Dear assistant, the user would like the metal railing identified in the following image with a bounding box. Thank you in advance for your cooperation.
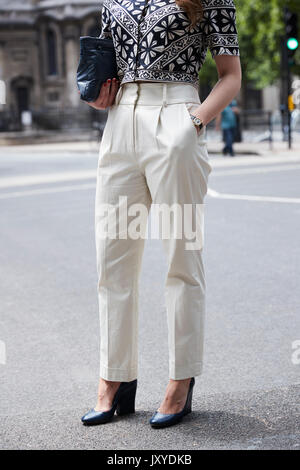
[205,109,274,150]
[0,106,108,134]
[240,109,273,150]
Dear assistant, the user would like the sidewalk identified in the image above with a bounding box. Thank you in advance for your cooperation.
[206,139,300,159]
[0,130,100,146]
[1,133,300,161]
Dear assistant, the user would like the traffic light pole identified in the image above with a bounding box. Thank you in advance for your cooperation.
[283,7,299,150]
[287,55,292,150]
[280,35,292,149]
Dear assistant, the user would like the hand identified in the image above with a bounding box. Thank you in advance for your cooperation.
[194,123,202,136]
[188,105,205,136]
[79,78,120,110]
[190,113,204,136]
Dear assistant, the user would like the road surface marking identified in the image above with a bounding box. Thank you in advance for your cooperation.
[0,341,6,365]
[207,188,300,204]
[0,163,300,190]
[0,170,96,189]
[212,163,300,177]
[2,184,299,204]
[210,154,300,168]
[0,183,95,199]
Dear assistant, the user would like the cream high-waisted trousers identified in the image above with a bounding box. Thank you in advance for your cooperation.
[95,81,212,381]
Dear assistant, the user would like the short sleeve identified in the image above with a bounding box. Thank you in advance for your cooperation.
[201,0,240,58]
[99,1,112,40]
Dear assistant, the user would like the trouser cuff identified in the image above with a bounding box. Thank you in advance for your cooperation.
[100,364,138,382]
[169,362,203,380]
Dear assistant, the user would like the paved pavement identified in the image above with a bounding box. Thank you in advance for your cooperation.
[0,141,300,450]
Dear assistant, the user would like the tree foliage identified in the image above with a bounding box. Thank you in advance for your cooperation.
[199,0,300,90]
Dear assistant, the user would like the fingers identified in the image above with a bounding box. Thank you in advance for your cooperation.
[88,80,110,109]
[98,79,112,106]
[107,78,120,106]
[85,80,109,109]
[101,78,119,108]
[86,78,120,110]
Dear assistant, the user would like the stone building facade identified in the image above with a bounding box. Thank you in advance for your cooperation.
[0,0,104,131]
[0,0,283,134]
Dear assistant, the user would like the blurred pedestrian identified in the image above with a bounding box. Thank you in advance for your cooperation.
[216,99,239,156]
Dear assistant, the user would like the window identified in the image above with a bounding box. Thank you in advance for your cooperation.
[46,28,58,76]
[47,91,60,102]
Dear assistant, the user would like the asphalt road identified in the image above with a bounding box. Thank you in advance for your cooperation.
[0,142,299,450]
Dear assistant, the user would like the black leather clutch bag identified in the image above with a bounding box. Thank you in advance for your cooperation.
[77,36,118,103]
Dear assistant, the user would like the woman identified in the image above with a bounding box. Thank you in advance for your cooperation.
[82,0,241,428]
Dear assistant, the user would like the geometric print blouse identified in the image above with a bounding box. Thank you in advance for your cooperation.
[99,0,240,89]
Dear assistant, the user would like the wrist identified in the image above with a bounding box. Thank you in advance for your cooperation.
[190,113,205,130]
[191,106,207,127]
[193,113,207,127]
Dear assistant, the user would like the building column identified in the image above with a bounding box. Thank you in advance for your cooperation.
[63,24,80,108]
[0,41,6,108]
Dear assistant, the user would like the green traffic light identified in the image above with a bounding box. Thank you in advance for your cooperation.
[287,37,299,50]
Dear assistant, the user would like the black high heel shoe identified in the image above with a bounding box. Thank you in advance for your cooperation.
[81,379,137,425]
[149,377,195,428]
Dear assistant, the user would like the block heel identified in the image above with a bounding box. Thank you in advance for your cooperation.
[116,383,137,415]
[184,386,193,415]
[81,379,137,425]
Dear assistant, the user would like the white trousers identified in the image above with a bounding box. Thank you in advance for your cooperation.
[95,81,212,381]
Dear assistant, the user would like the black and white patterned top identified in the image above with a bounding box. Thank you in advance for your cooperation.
[99,0,240,89]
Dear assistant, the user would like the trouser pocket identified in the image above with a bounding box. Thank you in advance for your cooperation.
[183,102,205,138]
